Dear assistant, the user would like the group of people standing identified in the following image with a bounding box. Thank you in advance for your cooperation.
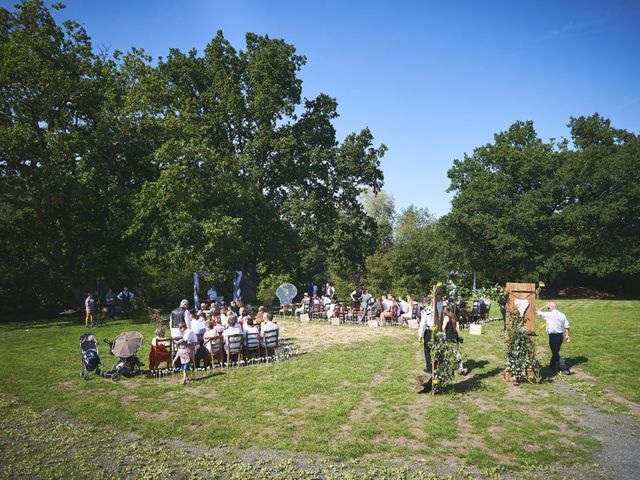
[84,287,134,327]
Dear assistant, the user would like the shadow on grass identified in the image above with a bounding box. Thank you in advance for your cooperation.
[540,355,588,381]
[454,366,504,393]
[188,371,225,382]
[464,359,489,374]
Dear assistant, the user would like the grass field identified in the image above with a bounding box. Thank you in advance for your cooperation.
[0,299,638,478]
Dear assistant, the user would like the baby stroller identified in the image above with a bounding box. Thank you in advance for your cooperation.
[104,331,144,381]
[80,333,101,380]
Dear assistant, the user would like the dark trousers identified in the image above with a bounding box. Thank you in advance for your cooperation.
[107,304,116,319]
[423,329,432,371]
[548,333,563,368]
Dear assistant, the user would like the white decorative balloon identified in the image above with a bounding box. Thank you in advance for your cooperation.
[276,283,298,305]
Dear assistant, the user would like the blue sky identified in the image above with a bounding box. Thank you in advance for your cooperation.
[6,0,639,217]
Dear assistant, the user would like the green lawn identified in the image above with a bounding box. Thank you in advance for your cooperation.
[0,299,638,478]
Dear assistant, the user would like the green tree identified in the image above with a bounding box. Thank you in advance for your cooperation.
[446,120,559,283]
[547,114,640,290]
[127,32,386,301]
[361,188,395,250]
[0,0,136,314]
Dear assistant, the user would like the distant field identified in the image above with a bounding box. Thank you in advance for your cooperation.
[0,299,638,478]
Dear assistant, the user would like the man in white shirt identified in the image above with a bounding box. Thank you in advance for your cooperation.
[260,313,279,348]
[222,314,244,353]
[536,302,571,374]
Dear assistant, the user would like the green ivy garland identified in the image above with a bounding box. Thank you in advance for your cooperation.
[505,312,541,383]
[428,330,459,394]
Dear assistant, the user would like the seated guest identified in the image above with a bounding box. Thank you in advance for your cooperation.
[243,317,260,350]
[191,313,207,335]
[260,313,278,346]
[148,327,172,369]
[255,306,265,326]
[400,295,414,325]
[197,302,210,319]
[203,321,220,351]
[370,297,383,321]
[381,296,398,325]
[220,309,229,327]
[310,294,321,314]
[399,296,408,316]
[294,293,310,316]
[230,301,240,315]
[322,294,332,310]
[240,310,253,327]
[326,301,338,320]
[222,314,243,352]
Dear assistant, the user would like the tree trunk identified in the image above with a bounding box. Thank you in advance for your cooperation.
[241,262,260,303]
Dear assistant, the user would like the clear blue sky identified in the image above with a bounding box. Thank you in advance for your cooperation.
[7,0,640,217]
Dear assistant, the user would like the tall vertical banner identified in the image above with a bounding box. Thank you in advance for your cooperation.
[233,271,243,301]
[193,272,200,307]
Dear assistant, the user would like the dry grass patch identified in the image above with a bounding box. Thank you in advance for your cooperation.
[279,318,412,353]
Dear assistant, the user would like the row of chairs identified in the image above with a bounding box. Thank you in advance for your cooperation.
[301,302,421,326]
[149,330,279,370]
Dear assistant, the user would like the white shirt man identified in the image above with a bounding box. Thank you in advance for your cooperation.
[536,302,571,373]
[222,315,244,352]
[326,284,335,300]
[260,313,279,347]
[322,295,332,309]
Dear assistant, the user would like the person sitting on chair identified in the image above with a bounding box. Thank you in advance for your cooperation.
[294,293,310,316]
[260,313,278,347]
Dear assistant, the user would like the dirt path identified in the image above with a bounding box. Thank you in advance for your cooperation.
[552,371,640,480]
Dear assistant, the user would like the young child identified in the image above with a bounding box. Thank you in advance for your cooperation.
[173,340,191,385]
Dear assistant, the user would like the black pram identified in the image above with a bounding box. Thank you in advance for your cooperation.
[80,333,101,380]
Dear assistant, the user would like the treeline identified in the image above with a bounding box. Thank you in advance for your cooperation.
[358,115,640,299]
[0,1,386,318]
[2,2,639,320]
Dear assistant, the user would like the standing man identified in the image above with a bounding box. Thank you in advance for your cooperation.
[105,288,117,320]
[359,289,373,323]
[170,299,191,338]
[325,283,335,301]
[207,285,218,305]
[117,287,134,318]
[536,302,571,374]
[85,292,96,327]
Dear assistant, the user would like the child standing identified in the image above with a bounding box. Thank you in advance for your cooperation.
[173,340,191,385]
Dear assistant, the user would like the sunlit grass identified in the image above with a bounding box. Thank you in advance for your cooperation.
[0,298,637,475]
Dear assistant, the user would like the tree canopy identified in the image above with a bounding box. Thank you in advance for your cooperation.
[0,0,386,316]
[444,114,640,293]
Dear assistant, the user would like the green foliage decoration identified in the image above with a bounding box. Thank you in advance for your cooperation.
[505,312,541,383]
[429,330,459,393]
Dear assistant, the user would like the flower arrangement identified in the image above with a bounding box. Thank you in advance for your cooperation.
[505,311,541,383]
